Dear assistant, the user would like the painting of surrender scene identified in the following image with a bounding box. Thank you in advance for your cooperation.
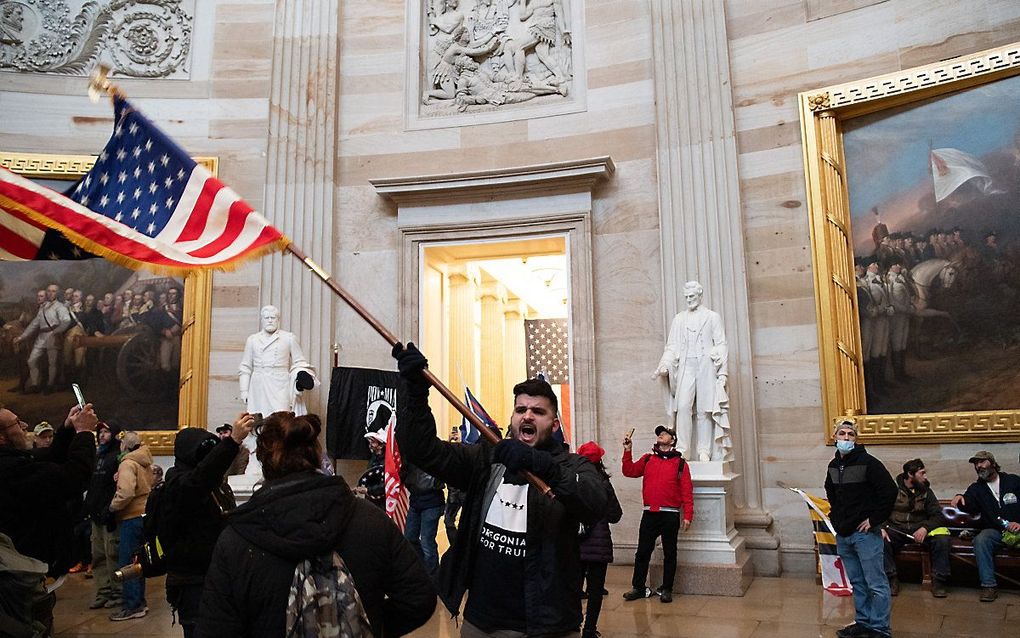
[844,74,1020,415]
[0,259,184,430]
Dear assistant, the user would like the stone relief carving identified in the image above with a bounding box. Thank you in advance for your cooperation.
[421,0,572,115]
[0,0,193,78]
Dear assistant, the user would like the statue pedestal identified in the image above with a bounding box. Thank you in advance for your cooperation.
[674,461,752,595]
[227,474,261,505]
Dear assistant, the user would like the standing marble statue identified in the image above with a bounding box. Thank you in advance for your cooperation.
[654,281,733,462]
[238,305,317,476]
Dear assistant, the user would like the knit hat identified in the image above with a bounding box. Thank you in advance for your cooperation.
[576,441,605,464]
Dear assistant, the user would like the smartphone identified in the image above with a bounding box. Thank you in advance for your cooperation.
[626,427,635,440]
[72,383,86,410]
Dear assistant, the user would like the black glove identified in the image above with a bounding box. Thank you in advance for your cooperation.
[295,370,315,392]
[493,439,556,479]
[391,342,430,393]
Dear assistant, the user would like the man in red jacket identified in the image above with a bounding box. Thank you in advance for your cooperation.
[621,425,694,603]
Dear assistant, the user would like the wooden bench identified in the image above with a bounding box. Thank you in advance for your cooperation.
[894,501,1020,589]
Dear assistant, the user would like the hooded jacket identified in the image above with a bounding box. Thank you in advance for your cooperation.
[960,470,1020,529]
[84,437,121,521]
[162,428,240,586]
[885,472,946,534]
[109,444,153,520]
[622,447,694,518]
[0,426,95,576]
[824,444,897,537]
[395,384,608,636]
[579,475,623,564]
[198,471,435,638]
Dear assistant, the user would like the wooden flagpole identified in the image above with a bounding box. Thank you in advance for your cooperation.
[86,66,552,497]
[284,246,553,495]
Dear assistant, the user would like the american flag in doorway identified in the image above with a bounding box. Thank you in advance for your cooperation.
[0,96,287,272]
[384,418,409,531]
[525,318,569,383]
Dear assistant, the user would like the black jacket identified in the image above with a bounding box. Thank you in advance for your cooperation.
[579,476,623,564]
[396,383,608,636]
[84,438,121,521]
[824,444,897,537]
[960,471,1020,529]
[162,428,240,585]
[198,471,436,638]
[0,427,95,576]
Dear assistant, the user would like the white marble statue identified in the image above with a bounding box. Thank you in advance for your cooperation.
[654,281,733,462]
[237,305,318,477]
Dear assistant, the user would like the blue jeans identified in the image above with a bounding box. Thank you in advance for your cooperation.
[973,528,1004,587]
[117,516,146,611]
[404,505,443,575]
[837,530,890,635]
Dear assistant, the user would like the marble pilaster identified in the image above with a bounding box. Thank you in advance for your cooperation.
[258,0,339,418]
[479,283,507,421]
[649,0,776,574]
[504,300,527,391]
[448,269,479,398]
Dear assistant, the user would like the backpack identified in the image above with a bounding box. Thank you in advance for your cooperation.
[135,481,168,578]
[285,551,371,638]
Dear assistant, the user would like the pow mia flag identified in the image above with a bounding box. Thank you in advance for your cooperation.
[326,366,399,460]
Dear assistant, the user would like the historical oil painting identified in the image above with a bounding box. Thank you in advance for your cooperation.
[844,73,1020,415]
[0,258,184,431]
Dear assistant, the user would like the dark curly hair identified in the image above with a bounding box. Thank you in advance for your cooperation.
[255,411,322,480]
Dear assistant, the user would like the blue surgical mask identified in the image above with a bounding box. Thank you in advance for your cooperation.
[835,440,855,454]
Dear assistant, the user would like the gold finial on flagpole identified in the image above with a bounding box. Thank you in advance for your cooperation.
[88,64,122,103]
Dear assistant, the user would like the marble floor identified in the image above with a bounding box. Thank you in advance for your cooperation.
[53,566,1019,638]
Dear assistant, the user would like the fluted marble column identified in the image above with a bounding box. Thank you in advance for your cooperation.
[448,269,479,400]
[259,0,339,417]
[650,0,774,564]
[504,299,527,390]
[479,283,507,421]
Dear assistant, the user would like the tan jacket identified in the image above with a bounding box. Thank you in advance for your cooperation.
[109,445,153,521]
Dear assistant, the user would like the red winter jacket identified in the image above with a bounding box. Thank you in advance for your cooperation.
[622,449,694,521]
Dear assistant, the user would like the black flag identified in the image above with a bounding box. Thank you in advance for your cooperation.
[326,366,399,460]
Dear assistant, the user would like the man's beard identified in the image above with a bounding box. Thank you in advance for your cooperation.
[978,468,994,481]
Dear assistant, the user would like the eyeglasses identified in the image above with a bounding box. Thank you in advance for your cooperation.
[0,418,26,433]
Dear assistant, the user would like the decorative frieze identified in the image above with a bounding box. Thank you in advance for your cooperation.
[0,0,193,78]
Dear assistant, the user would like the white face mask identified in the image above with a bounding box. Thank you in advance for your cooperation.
[835,440,855,454]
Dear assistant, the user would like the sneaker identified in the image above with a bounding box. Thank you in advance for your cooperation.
[836,623,869,638]
[622,587,652,601]
[109,607,147,621]
[888,574,900,596]
[88,598,109,610]
[659,589,673,603]
[103,598,122,609]
[931,579,947,598]
[979,586,997,602]
[68,562,85,574]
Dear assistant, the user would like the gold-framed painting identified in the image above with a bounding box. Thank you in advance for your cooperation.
[801,42,1020,445]
[0,151,213,455]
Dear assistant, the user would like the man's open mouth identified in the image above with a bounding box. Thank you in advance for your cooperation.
[518,424,537,443]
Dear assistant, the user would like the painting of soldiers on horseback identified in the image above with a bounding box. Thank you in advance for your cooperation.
[844,73,1020,415]
[0,259,184,431]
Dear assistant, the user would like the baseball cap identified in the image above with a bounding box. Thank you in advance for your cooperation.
[33,422,53,436]
[834,417,858,434]
[654,425,677,441]
[968,450,996,464]
[95,421,110,433]
[215,423,233,434]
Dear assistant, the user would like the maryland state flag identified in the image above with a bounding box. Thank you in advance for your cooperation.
[785,486,852,596]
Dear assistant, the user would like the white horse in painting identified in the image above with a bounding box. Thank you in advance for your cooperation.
[909,258,960,333]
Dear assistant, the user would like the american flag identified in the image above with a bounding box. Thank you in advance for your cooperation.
[460,385,501,444]
[0,96,287,272]
[525,318,570,384]
[384,417,409,532]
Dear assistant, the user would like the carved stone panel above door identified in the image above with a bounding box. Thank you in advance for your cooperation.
[0,0,193,78]
[407,0,586,129]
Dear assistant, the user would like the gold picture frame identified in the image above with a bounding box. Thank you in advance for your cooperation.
[0,151,214,455]
[800,42,1020,445]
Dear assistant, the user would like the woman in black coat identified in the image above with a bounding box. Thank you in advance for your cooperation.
[576,441,623,638]
[198,412,436,637]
